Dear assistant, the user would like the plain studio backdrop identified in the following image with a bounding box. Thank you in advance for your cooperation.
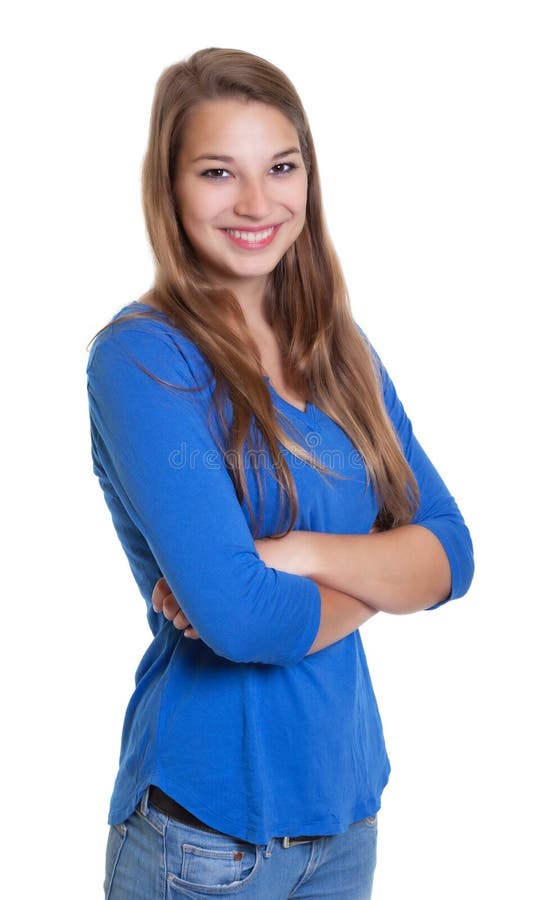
[2,2,540,897]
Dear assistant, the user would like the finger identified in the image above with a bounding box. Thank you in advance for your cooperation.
[152,576,171,612]
[172,609,190,630]
[163,598,182,622]
[162,594,183,622]
[183,627,200,640]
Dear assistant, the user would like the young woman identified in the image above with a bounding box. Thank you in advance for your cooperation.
[86,47,474,899]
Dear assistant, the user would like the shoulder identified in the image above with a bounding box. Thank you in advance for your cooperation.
[87,301,211,385]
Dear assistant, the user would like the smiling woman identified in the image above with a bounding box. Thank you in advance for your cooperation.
[86,46,473,900]
[173,99,307,282]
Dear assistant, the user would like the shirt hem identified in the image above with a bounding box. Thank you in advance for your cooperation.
[108,766,390,845]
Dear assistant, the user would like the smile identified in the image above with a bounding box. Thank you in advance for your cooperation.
[222,225,281,249]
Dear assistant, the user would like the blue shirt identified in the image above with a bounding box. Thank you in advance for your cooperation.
[86,300,474,843]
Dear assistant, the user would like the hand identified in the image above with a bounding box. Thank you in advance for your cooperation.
[151,576,200,639]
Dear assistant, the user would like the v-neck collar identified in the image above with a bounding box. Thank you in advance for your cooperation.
[264,375,312,418]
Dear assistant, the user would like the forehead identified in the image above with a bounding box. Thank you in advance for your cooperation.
[180,98,300,158]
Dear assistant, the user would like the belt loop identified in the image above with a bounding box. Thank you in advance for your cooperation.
[139,785,150,816]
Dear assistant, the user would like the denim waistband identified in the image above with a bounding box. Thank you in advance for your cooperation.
[144,785,327,848]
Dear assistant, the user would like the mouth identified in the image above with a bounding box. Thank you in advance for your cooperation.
[221,224,282,250]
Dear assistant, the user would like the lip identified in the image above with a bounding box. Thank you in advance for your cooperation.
[221,224,282,250]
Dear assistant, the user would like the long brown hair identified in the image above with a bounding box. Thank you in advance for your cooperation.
[88,47,419,536]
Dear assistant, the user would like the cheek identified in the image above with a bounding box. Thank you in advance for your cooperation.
[175,180,210,227]
[292,185,308,229]
[291,216,306,245]
[289,180,308,220]
[184,198,225,240]
[176,192,200,227]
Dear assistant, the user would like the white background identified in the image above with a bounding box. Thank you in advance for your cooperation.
[2,1,540,897]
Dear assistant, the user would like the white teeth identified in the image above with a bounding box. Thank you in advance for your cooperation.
[225,227,275,242]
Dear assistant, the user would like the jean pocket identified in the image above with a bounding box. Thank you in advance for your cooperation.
[104,823,127,898]
[166,825,261,895]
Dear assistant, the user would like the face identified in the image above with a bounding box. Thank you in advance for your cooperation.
[173,98,308,301]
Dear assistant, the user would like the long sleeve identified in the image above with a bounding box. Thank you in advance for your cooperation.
[372,346,475,608]
[86,319,321,666]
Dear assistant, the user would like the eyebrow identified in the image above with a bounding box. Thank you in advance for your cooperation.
[191,147,302,164]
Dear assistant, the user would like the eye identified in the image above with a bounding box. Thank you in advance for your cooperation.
[199,162,299,180]
[200,168,230,179]
[271,162,298,175]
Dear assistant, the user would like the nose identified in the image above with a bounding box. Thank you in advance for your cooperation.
[233,177,272,219]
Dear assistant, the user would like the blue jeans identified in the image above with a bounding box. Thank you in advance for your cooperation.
[104,788,378,898]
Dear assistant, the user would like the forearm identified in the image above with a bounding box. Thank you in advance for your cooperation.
[302,525,451,614]
[152,575,376,658]
[305,583,377,656]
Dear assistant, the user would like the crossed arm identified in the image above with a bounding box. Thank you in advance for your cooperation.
[152,523,451,655]
[89,322,471,662]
